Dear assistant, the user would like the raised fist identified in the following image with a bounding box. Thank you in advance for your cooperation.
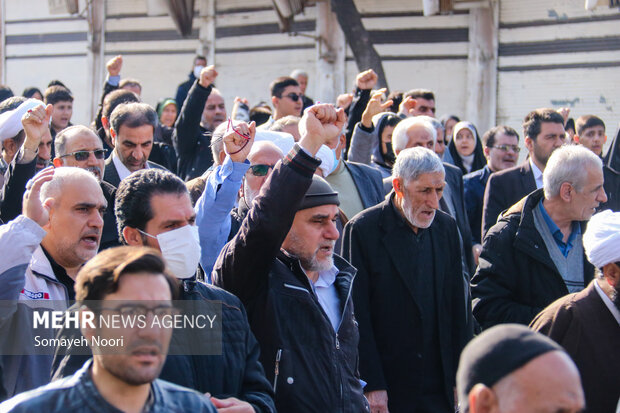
[199,65,218,88]
[356,69,378,90]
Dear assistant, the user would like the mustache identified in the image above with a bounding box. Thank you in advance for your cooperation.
[85,166,102,175]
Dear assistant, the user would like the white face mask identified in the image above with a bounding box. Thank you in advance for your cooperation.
[193,65,205,79]
[139,225,201,279]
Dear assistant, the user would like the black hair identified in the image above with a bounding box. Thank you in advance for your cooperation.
[115,169,189,243]
[22,87,43,99]
[270,77,299,98]
[522,108,565,141]
[482,125,519,148]
[110,102,157,133]
[44,85,73,105]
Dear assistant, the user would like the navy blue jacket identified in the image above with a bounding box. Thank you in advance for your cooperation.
[463,165,492,244]
[1,359,217,412]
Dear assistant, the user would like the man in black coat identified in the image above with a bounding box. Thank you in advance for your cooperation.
[173,65,226,180]
[53,168,275,413]
[343,147,471,413]
[51,125,119,250]
[213,105,369,412]
[102,102,166,188]
[472,146,605,329]
[482,108,565,237]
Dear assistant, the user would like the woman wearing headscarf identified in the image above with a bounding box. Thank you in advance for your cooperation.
[156,98,178,128]
[447,121,486,175]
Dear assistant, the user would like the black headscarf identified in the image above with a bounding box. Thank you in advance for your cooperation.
[448,121,486,175]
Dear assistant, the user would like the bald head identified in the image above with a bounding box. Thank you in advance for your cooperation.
[481,351,584,413]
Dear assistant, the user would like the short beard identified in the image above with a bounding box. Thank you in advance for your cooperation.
[400,190,435,230]
[612,284,620,312]
[286,230,334,273]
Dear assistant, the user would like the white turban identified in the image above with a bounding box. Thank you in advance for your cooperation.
[254,130,295,155]
[583,210,620,268]
[0,99,45,143]
[315,145,336,177]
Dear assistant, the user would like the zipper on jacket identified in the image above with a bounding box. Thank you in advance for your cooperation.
[335,333,340,349]
[273,349,282,393]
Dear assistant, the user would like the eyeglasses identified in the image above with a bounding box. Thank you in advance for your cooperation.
[282,93,302,102]
[98,304,179,318]
[60,149,106,161]
[226,118,250,141]
[489,144,520,153]
[248,164,276,177]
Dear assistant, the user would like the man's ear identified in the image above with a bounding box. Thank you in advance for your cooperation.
[109,127,117,147]
[271,96,278,109]
[53,158,63,168]
[469,384,498,413]
[603,262,620,289]
[101,116,110,130]
[122,227,143,246]
[79,307,96,343]
[218,150,226,165]
[559,182,573,202]
[483,146,491,160]
[524,136,534,153]
[573,134,580,145]
[392,177,404,196]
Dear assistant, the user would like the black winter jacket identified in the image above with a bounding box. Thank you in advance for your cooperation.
[472,189,594,329]
[213,145,369,413]
[51,279,275,413]
[173,81,214,180]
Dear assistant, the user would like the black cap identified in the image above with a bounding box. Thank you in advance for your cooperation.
[456,324,563,413]
[298,175,340,211]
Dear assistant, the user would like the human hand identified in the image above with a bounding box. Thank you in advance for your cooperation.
[224,120,255,163]
[365,390,389,413]
[199,65,218,88]
[473,244,483,267]
[106,55,123,77]
[361,88,393,128]
[23,166,55,227]
[209,396,254,413]
[22,104,53,150]
[299,104,346,155]
[336,93,353,110]
[398,96,417,117]
[557,107,570,124]
[356,69,378,90]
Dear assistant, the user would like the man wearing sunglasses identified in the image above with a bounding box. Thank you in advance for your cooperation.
[53,125,119,250]
[258,77,303,130]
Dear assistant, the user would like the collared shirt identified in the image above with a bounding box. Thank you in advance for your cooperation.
[310,264,342,331]
[41,246,75,300]
[538,201,581,257]
[112,151,149,182]
[594,278,620,326]
[529,157,544,189]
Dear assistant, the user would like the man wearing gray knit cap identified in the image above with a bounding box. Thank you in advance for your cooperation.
[532,209,620,413]
[213,104,369,413]
[457,324,584,413]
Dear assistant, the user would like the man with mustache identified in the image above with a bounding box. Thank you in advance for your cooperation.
[464,126,520,254]
[531,209,620,413]
[342,147,471,413]
[0,166,106,397]
[213,104,369,412]
[0,246,217,413]
[472,145,607,329]
[103,102,166,188]
[53,125,118,250]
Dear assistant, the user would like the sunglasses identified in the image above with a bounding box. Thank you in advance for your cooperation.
[60,149,106,161]
[248,164,276,176]
[282,93,302,102]
[489,144,520,153]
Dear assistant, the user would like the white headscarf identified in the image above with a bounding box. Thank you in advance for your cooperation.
[0,99,45,142]
[583,210,620,268]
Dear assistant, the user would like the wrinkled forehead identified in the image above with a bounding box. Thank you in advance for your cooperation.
[65,131,103,152]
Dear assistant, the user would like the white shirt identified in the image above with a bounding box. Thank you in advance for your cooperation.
[112,150,149,182]
[529,158,544,189]
[310,265,342,331]
[594,278,620,326]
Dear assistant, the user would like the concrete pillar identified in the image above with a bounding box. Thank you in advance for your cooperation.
[0,0,5,84]
[465,0,498,134]
[86,0,105,121]
[198,0,216,65]
[316,1,345,104]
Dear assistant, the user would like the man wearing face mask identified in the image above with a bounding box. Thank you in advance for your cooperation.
[176,55,207,108]
[52,168,276,413]
[321,127,384,220]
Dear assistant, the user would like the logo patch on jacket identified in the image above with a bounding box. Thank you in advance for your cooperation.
[21,288,50,299]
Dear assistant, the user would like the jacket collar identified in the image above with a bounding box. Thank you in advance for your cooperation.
[30,246,57,282]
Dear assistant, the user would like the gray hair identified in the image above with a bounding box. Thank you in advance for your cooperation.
[419,115,444,133]
[54,125,100,157]
[290,69,308,79]
[393,147,444,183]
[40,166,101,202]
[543,145,603,199]
[210,121,228,166]
[270,115,300,132]
[392,117,437,152]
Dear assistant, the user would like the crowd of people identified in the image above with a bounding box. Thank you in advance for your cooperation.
[0,53,618,413]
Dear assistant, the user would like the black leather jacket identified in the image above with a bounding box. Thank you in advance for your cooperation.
[214,145,369,413]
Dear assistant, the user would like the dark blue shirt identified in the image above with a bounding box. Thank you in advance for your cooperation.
[538,201,581,257]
